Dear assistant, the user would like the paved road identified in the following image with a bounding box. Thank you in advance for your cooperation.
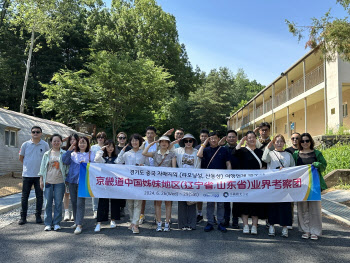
[0,201,349,263]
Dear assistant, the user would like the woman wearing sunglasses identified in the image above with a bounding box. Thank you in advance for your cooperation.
[174,134,201,230]
[292,133,327,240]
[115,132,131,217]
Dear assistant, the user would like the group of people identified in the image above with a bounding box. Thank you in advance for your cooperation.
[18,123,327,240]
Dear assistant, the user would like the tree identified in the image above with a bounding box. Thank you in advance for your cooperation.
[7,0,93,113]
[40,51,174,139]
[286,0,350,62]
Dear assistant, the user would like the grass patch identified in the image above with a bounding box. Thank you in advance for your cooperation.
[320,143,350,175]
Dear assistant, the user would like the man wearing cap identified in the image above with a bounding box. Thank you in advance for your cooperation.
[18,126,50,225]
[197,131,232,233]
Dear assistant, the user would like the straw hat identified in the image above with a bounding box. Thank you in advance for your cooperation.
[179,133,197,147]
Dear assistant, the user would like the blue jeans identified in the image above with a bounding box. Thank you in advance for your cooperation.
[44,183,65,226]
[207,202,224,225]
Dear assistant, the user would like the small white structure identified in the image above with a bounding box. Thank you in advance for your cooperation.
[0,108,87,176]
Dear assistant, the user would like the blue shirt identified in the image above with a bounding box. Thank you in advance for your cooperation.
[63,150,95,184]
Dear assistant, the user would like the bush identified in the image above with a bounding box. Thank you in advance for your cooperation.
[321,143,350,175]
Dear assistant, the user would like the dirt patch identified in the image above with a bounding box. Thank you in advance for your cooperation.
[0,173,23,197]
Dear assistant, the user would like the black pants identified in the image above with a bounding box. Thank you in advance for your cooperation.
[21,177,43,218]
[120,199,126,208]
[97,198,121,222]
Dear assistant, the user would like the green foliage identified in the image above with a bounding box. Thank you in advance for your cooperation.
[39,51,174,139]
[321,143,350,175]
[286,1,350,62]
[325,125,350,135]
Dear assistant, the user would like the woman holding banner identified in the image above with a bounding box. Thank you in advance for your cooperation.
[235,131,267,235]
[262,134,295,238]
[143,136,177,232]
[63,133,79,222]
[174,134,201,230]
[63,136,95,235]
[94,140,121,232]
[293,133,327,241]
[117,134,146,234]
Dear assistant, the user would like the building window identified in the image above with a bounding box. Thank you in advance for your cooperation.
[5,129,17,147]
[343,103,348,118]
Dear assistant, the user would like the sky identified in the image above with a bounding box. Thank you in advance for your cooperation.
[104,0,348,86]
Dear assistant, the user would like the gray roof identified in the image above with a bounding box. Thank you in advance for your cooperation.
[0,108,88,138]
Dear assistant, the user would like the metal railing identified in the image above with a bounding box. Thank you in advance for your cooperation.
[236,63,324,129]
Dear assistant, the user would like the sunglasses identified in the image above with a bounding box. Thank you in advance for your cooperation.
[301,140,310,143]
[97,136,104,139]
[291,137,299,140]
[118,137,126,140]
[31,131,41,134]
[184,139,193,143]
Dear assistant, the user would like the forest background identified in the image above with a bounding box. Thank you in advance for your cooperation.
[0,0,266,139]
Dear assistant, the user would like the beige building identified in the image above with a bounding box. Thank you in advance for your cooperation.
[227,48,350,139]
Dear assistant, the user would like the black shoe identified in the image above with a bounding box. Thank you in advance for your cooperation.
[36,216,43,224]
[120,207,125,217]
[18,218,27,225]
[223,218,230,227]
[232,223,239,229]
[204,223,214,232]
[196,215,203,223]
[218,223,228,233]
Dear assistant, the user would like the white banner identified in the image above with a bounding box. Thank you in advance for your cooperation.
[78,163,321,202]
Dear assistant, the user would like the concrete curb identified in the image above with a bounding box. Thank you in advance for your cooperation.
[322,208,350,226]
[0,197,36,214]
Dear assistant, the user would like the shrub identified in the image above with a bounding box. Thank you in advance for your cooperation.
[321,143,350,175]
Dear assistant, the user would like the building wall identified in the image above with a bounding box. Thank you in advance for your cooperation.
[273,100,325,138]
[0,126,23,176]
[342,88,350,129]
[326,57,342,130]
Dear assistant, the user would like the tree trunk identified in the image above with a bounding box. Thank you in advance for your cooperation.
[20,28,35,113]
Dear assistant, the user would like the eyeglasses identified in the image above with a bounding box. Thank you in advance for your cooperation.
[301,140,310,143]
[184,139,193,143]
[31,131,41,134]
[118,137,126,140]
[291,137,299,140]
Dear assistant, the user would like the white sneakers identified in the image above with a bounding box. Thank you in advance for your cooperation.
[45,225,61,231]
[163,222,171,232]
[268,225,275,236]
[251,226,258,235]
[243,225,257,234]
[94,224,101,232]
[74,226,82,235]
[281,227,288,238]
[156,222,162,232]
[64,210,70,221]
[243,225,250,234]
[110,221,117,229]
